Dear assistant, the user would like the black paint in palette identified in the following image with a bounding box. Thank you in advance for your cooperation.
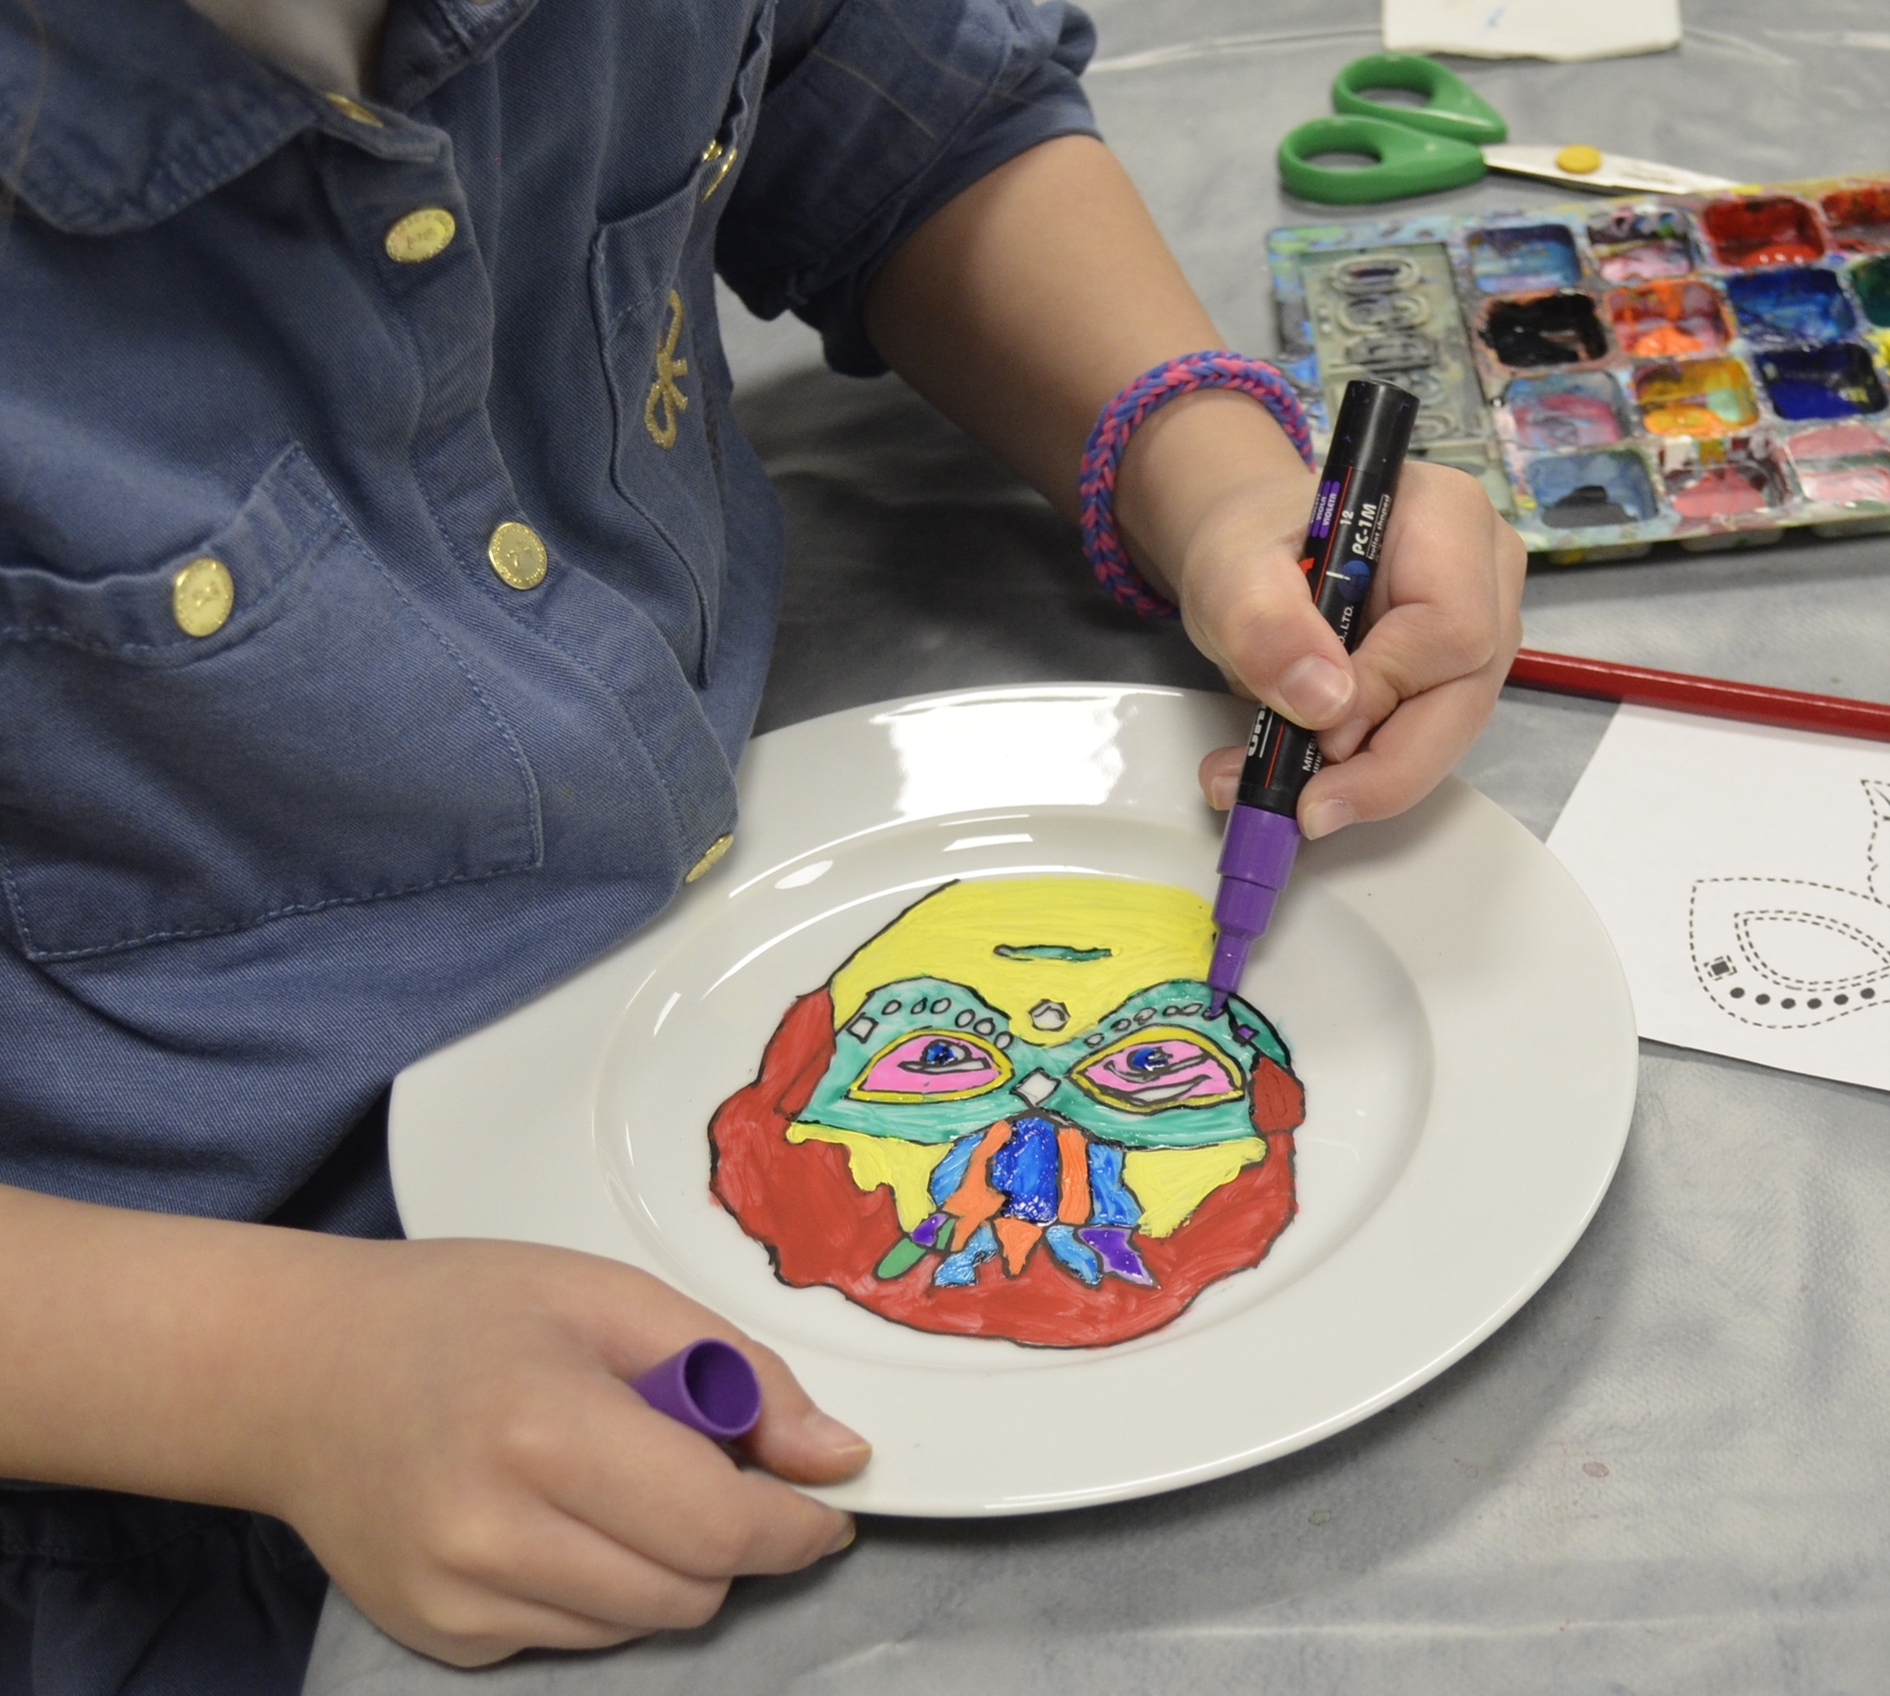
[1480,292,1610,369]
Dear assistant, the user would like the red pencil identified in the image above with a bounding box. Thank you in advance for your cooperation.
[1507,648,1890,744]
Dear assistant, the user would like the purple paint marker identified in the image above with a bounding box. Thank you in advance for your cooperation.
[1208,378,1420,1011]
[631,1339,763,1442]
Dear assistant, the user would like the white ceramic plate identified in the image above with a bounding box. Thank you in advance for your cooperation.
[391,684,1637,1517]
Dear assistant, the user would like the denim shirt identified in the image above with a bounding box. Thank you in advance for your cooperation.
[0,0,1096,1230]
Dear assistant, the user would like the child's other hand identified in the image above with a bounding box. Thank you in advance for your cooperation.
[272,1239,866,1667]
[1166,446,1525,837]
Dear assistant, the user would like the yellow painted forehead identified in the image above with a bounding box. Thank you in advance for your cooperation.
[829,877,1214,1045]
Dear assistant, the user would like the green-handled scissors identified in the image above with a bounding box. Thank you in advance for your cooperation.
[1278,53,1735,206]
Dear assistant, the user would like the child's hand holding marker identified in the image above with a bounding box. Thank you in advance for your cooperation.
[864,136,1526,844]
[1178,455,1526,840]
[280,1242,864,1664]
[0,1185,864,1669]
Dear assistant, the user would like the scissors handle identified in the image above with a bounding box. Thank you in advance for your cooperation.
[1277,114,1485,205]
[1332,53,1508,145]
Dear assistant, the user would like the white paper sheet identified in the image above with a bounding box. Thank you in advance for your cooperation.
[1547,707,1890,1094]
[1384,0,1680,61]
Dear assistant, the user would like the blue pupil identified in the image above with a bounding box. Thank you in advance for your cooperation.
[921,1040,958,1067]
[1127,1045,1168,1074]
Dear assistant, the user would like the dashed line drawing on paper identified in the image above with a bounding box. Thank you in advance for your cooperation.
[1690,779,1890,1030]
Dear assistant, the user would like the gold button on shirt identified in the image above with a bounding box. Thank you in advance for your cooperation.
[172,556,235,636]
[385,207,457,263]
[487,521,549,589]
[323,91,383,127]
[685,832,735,883]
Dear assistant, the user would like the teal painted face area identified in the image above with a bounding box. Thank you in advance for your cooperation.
[799,976,1291,1151]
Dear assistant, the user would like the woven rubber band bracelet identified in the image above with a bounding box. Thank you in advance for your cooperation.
[1078,351,1315,620]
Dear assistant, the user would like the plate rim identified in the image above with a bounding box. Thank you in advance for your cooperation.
[392,682,1639,1516]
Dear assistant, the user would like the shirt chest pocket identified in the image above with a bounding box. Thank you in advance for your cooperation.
[0,446,543,964]
[589,0,775,682]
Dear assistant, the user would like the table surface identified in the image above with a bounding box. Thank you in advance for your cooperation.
[306,3,1890,1689]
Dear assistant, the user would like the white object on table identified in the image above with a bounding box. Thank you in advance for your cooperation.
[1480,145,1736,194]
[1384,0,1681,61]
[392,685,1636,1518]
[1547,705,1890,1095]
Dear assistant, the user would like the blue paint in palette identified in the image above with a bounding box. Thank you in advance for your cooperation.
[1504,371,1626,449]
[1724,266,1856,346]
[1757,343,1888,420]
[1526,450,1660,529]
[1467,224,1582,294]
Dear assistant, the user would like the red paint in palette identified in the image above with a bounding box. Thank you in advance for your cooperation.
[1784,422,1890,505]
[1701,196,1825,269]
[1667,463,1774,519]
[1820,184,1890,253]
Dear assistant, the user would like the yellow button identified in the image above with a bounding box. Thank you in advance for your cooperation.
[701,145,738,202]
[172,556,234,637]
[385,207,456,263]
[1555,144,1603,176]
[323,91,383,127]
[487,521,548,590]
[685,832,735,883]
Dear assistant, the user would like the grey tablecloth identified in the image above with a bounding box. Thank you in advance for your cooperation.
[306,1,1890,1688]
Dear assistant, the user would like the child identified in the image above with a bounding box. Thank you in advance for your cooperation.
[0,0,1524,1690]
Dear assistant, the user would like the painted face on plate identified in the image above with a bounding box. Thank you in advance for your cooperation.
[709,877,1305,1348]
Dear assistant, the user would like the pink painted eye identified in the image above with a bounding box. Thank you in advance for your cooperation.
[849,1032,1008,1101]
[1073,1034,1241,1110]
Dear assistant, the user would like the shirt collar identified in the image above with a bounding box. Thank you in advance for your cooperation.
[0,0,536,237]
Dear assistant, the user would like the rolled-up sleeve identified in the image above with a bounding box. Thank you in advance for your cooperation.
[717,0,1099,375]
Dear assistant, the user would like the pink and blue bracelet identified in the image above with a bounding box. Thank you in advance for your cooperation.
[1078,351,1315,619]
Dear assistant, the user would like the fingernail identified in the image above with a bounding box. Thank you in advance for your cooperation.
[826,1516,858,1556]
[1301,796,1357,840]
[803,1411,871,1458]
[1206,772,1236,810]
[1278,656,1354,726]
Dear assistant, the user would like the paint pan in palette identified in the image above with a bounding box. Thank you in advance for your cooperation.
[1501,372,1627,450]
[1607,279,1732,359]
[1852,256,1890,330]
[1268,174,1890,559]
[1587,208,1696,283]
[1785,423,1890,516]
[1819,185,1890,253]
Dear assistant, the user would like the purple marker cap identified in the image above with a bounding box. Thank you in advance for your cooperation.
[1206,805,1301,1006]
[630,1339,763,1442]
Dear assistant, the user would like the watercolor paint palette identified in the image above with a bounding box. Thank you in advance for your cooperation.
[1269,176,1890,561]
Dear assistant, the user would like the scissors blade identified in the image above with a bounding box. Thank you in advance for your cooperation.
[1480,145,1741,195]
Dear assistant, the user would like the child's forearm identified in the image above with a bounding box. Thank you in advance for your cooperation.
[0,1179,334,1510]
[862,133,1524,836]
[861,134,1311,598]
